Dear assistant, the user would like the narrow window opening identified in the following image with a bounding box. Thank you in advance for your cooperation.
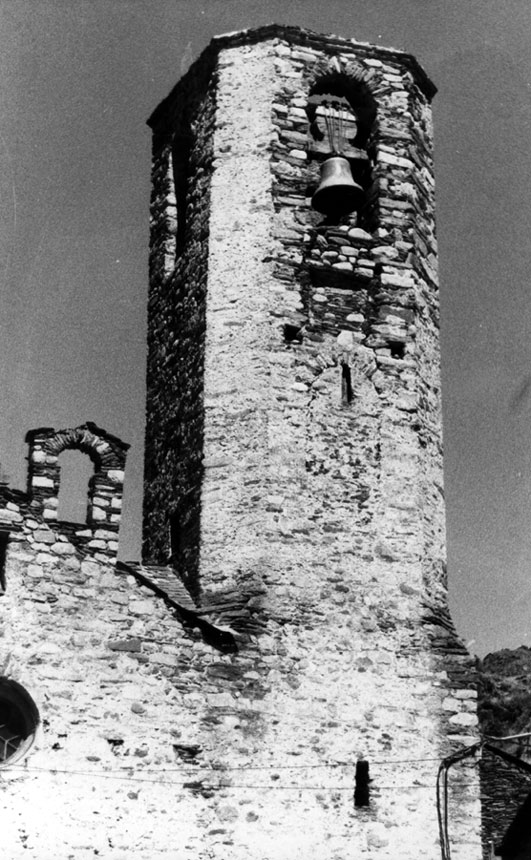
[172,133,192,257]
[354,759,370,807]
[342,362,353,405]
[56,450,94,523]
[0,533,8,594]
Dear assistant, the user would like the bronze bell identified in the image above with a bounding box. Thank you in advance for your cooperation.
[312,156,364,216]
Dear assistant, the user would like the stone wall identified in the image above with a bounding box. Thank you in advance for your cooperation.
[0,425,240,858]
[143,51,218,589]
[140,25,482,860]
[0,22,484,860]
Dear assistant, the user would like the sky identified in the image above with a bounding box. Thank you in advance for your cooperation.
[1,0,531,658]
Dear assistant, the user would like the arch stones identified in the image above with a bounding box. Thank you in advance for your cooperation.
[25,423,129,539]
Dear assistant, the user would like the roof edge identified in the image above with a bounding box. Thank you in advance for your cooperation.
[147,23,436,130]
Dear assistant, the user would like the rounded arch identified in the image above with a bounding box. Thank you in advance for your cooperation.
[34,423,128,471]
[0,677,39,768]
[26,423,129,531]
[305,57,379,148]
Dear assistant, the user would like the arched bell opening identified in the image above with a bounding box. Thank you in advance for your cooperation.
[306,73,376,225]
[25,424,128,532]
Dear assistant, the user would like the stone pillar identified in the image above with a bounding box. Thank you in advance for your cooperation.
[143,26,482,860]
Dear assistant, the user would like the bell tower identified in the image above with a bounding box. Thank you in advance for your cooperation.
[143,25,482,859]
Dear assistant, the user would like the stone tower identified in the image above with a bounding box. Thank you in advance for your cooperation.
[144,25,482,859]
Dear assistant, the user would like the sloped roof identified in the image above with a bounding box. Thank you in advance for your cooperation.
[498,791,531,857]
[117,561,238,653]
[120,562,198,611]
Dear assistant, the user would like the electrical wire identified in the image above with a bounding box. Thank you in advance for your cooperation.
[1,762,482,792]
[436,744,480,860]
[0,749,476,796]
[2,753,444,778]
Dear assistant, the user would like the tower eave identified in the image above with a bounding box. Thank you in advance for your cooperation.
[147,22,436,132]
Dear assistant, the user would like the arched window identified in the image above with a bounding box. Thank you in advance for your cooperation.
[0,531,9,594]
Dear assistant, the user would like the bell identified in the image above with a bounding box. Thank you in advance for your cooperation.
[312,156,364,216]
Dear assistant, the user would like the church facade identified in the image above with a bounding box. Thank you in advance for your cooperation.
[0,25,483,860]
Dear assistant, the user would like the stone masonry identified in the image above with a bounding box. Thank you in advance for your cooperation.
[0,24,483,860]
[0,423,247,857]
[142,24,482,860]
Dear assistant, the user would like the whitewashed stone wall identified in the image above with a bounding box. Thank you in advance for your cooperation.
[0,25,483,860]
[142,24,482,860]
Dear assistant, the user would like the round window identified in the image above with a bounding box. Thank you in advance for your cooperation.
[0,679,39,767]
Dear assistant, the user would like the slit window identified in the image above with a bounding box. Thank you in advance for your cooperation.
[342,362,353,404]
[354,759,370,807]
[0,532,8,594]
[172,134,192,257]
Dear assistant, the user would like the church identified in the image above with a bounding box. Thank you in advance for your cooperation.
[0,24,492,859]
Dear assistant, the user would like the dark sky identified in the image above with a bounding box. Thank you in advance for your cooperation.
[1,0,531,657]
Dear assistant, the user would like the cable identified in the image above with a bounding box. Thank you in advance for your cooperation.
[127,755,443,772]
[2,754,445,779]
[1,763,482,792]
[436,744,480,860]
